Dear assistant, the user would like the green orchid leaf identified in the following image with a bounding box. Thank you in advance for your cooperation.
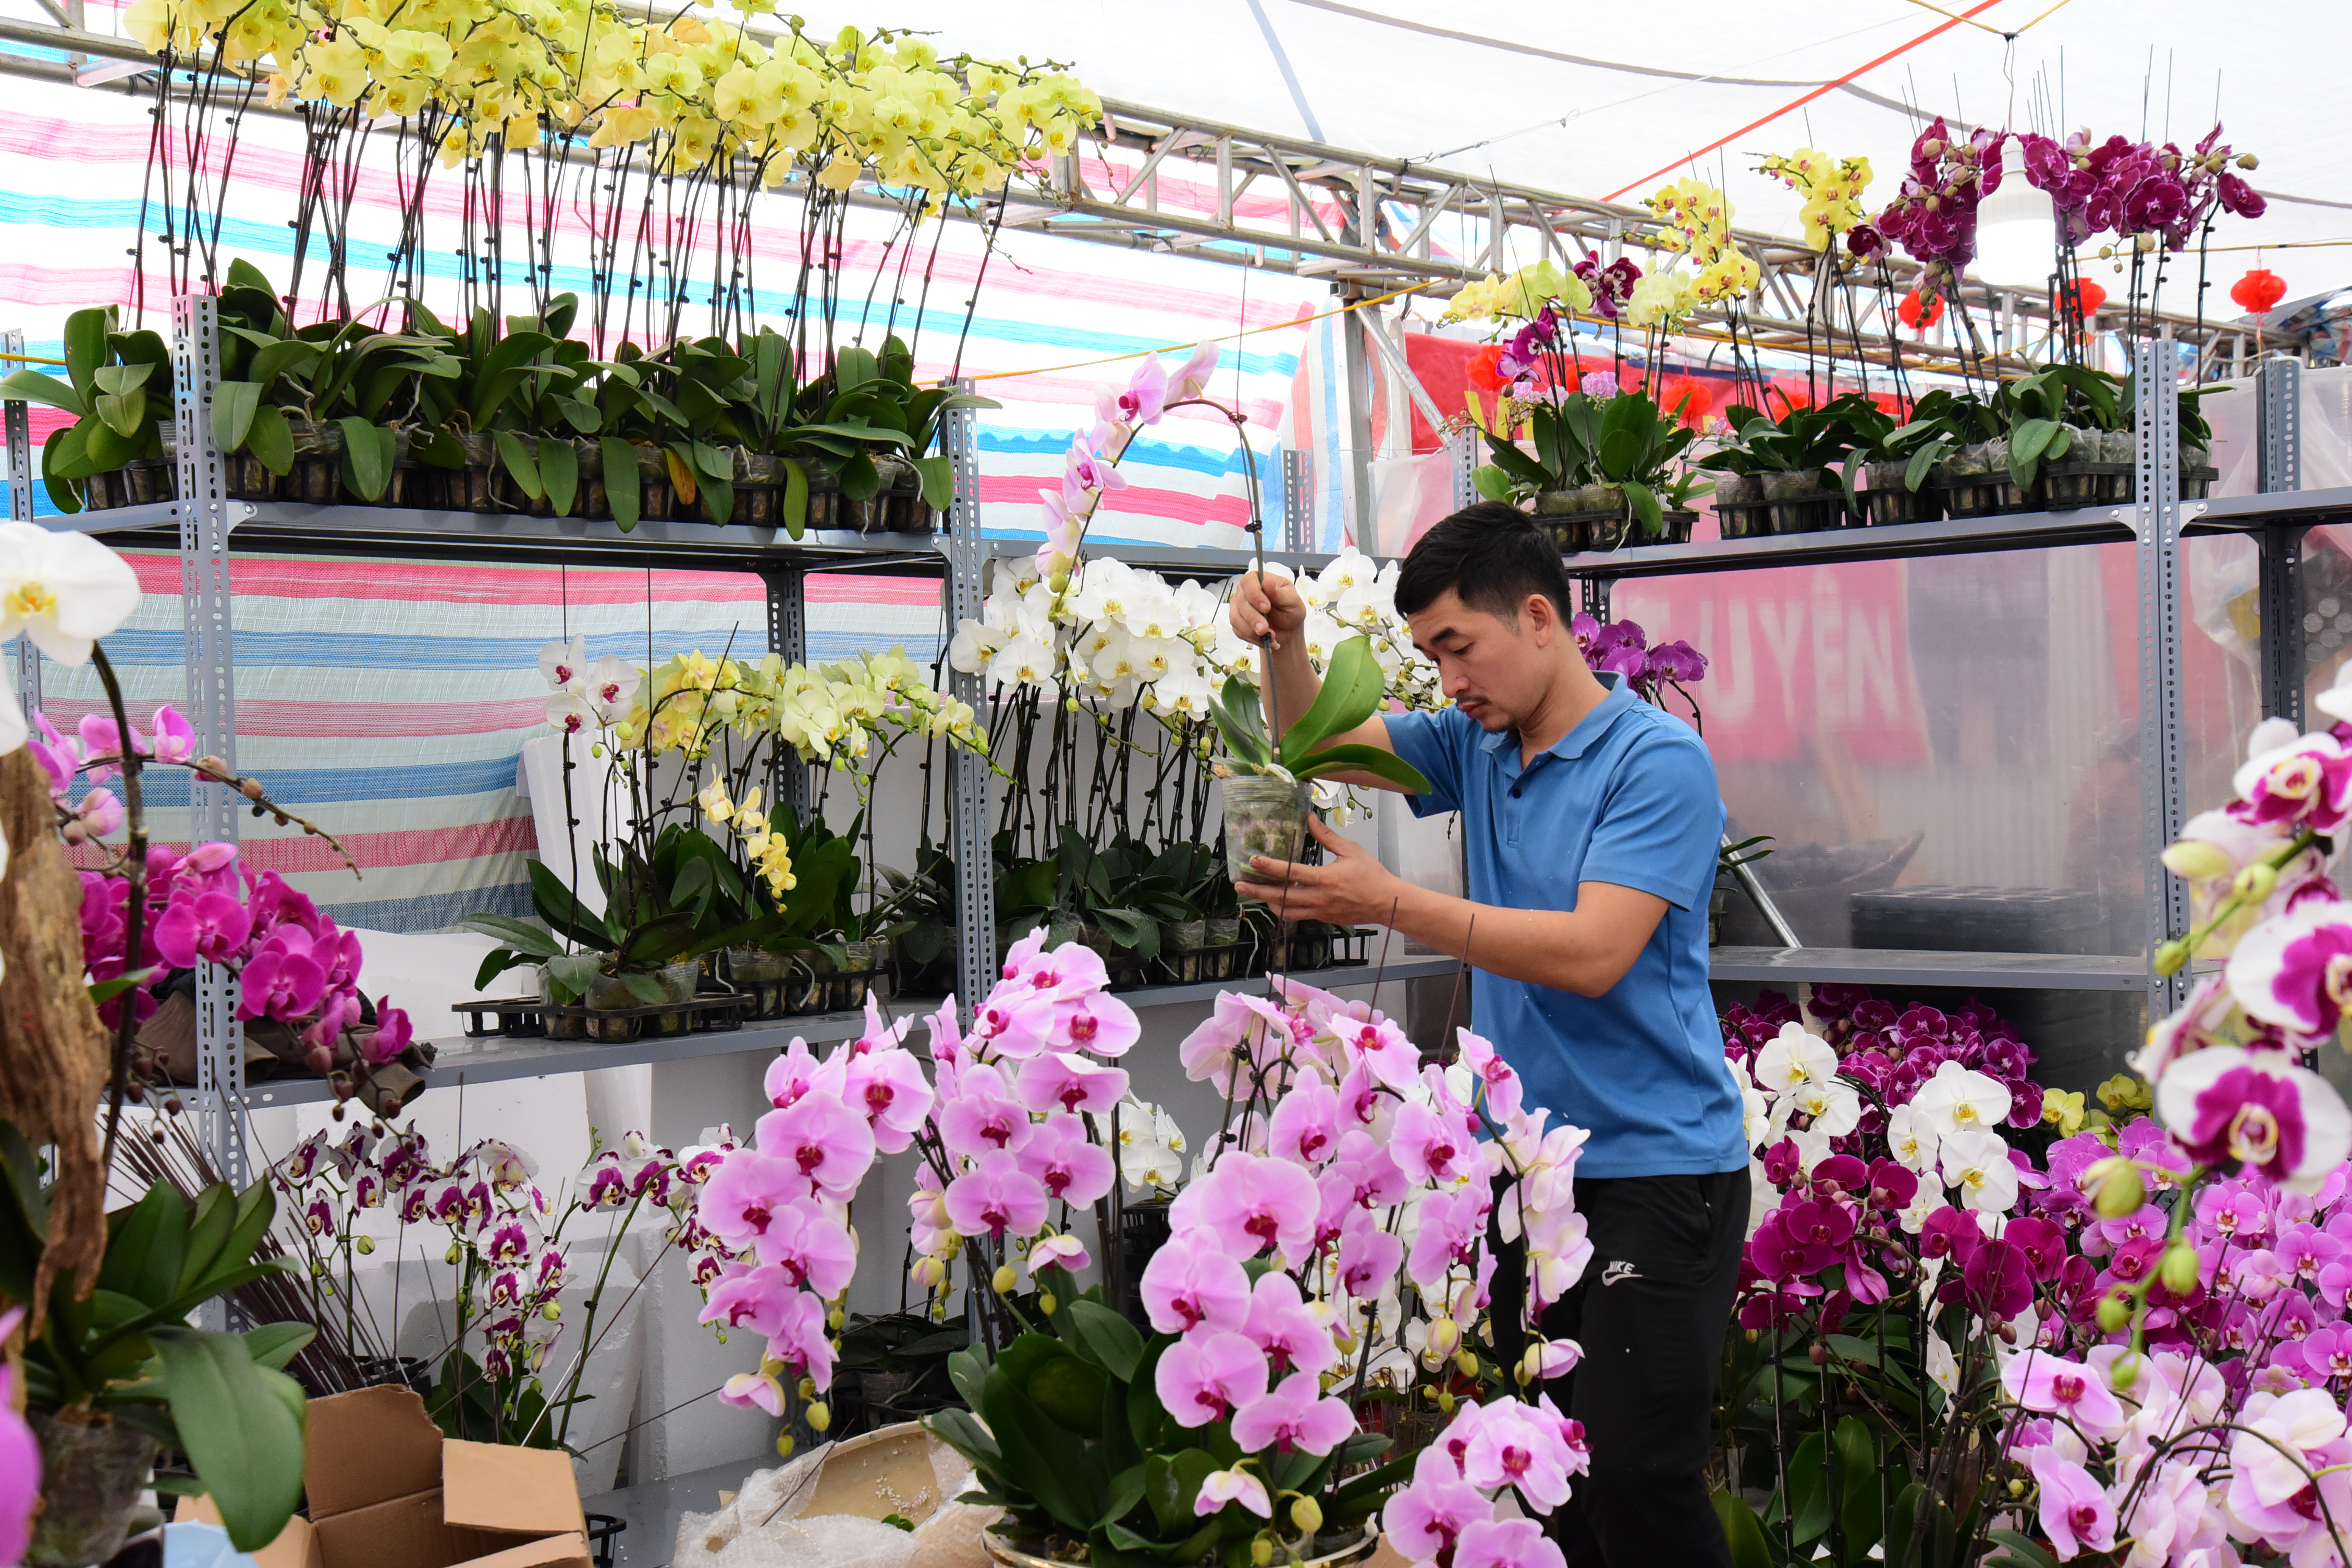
[601,435,641,531]
[62,306,110,405]
[240,1321,316,1371]
[913,454,955,511]
[1279,634,1385,766]
[1293,743,1430,792]
[146,1327,308,1552]
[781,456,809,539]
[495,430,545,501]
[335,416,390,501]
[540,437,579,517]
[247,405,295,476]
[212,381,262,452]
[93,386,146,440]
[1,368,85,417]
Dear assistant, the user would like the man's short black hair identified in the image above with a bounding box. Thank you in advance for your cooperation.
[1393,501,1575,625]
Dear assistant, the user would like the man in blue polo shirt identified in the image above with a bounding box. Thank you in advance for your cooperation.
[1229,501,1748,1568]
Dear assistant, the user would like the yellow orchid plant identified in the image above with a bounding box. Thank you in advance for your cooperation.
[122,0,1098,204]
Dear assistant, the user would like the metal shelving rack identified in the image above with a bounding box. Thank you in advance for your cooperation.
[1562,347,2341,1021]
[15,302,2348,1163]
[11,298,1472,1175]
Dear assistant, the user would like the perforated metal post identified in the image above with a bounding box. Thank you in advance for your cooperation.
[173,294,246,1186]
[1580,576,1611,622]
[761,567,811,818]
[1444,427,1478,513]
[2256,356,2306,726]
[2136,337,2189,1020]
[1280,448,1311,553]
[941,385,996,1021]
[5,328,34,714]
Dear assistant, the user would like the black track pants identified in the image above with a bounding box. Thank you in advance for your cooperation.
[1488,1168,1750,1568]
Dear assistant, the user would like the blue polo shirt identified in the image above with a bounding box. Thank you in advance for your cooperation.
[1387,673,1746,1178]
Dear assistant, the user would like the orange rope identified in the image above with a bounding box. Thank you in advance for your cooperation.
[963,280,1432,382]
[1601,0,2012,203]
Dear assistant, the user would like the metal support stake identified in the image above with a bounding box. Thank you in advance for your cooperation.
[2256,356,2306,726]
[2136,337,2189,1021]
[1444,427,1478,515]
[1340,290,1376,552]
[941,384,996,1022]
[173,293,246,1187]
[761,567,811,818]
[1280,448,1312,554]
[6,329,35,715]
[1579,574,1612,623]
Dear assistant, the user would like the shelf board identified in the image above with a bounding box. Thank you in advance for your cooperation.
[1708,946,2147,991]
[2183,485,2352,532]
[53,500,949,573]
[230,958,1447,1107]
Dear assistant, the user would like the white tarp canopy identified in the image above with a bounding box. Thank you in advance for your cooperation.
[851,0,2352,308]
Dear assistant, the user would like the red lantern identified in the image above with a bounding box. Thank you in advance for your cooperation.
[1897,287,1946,330]
[1466,344,1509,394]
[2060,278,2107,316]
[2232,267,2288,315]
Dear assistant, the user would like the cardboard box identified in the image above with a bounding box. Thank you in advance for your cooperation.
[178,1386,591,1568]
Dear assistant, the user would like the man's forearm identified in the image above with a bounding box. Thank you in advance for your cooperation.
[1386,880,1640,998]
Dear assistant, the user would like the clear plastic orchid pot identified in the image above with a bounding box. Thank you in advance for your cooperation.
[651,957,700,1035]
[1223,772,1311,899]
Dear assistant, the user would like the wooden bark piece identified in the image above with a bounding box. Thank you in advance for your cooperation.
[0,748,109,1324]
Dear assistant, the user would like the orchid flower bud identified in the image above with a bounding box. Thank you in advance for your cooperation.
[992,1264,1017,1294]
[2151,938,2189,977]
[2095,1291,2132,1334]
[2160,840,2236,881]
[2109,1352,2141,1393]
[1251,1538,1273,1567]
[2086,1157,2147,1219]
[1039,1294,1058,1315]
[1425,1315,1461,1359]
[1290,1496,1322,1536]
[1454,1349,1479,1378]
[2159,1240,2202,1295]
[2233,861,2280,903]
[355,1235,375,1255]
[806,1402,831,1432]
[777,1434,796,1458]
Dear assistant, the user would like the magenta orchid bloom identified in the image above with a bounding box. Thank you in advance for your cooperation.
[1058,990,1141,1057]
[1175,1153,1320,1261]
[1231,1370,1356,1455]
[238,929,326,1021]
[1384,1445,1492,1559]
[1392,1100,1481,1187]
[1098,353,1168,431]
[77,711,134,781]
[154,889,253,967]
[1138,1231,1253,1334]
[2001,1350,2127,1438]
[2029,1447,2116,1559]
[755,1093,877,1202]
[697,1148,802,1247]
[1241,1272,1337,1376]
[1028,1232,1091,1276]
[1015,1049,1130,1116]
[937,1062,1034,1158]
[76,787,124,838]
[2156,1045,2352,1194]
[967,988,1062,1061]
[1194,1467,1270,1520]
[1453,1517,1566,1568]
[844,1048,935,1153]
[1338,1210,1404,1300]
[1063,434,1129,499]
[2232,733,2352,836]
[753,1196,857,1296]
[1155,1328,1268,1427]
[148,703,196,763]
[1016,1112,1115,1206]
[944,1149,1049,1240]
[1460,1400,1578,1510]
[2226,899,2352,1040]
[1267,1078,1343,1167]
[1169,341,1220,402]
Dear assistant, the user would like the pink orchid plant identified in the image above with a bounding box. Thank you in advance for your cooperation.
[677,929,1592,1564]
[1039,340,1221,581]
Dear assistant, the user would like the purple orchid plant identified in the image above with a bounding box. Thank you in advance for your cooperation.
[1570,612,1707,722]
